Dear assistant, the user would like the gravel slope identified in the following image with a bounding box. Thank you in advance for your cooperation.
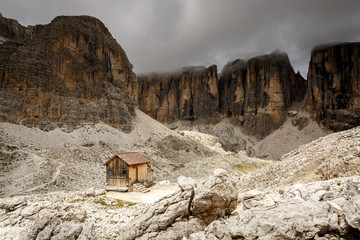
[238,126,360,192]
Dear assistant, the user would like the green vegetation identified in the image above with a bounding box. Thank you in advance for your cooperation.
[93,196,136,208]
[235,161,270,174]
[71,198,86,203]
[173,163,185,171]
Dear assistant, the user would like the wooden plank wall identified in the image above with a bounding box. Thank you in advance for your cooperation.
[107,178,129,187]
[106,156,130,187]
[128,163,148,184]
[137,164,147,182]
[129,165,137,184]
[147,169,153,183]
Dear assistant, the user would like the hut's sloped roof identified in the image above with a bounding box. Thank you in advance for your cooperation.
[105,152,150,166]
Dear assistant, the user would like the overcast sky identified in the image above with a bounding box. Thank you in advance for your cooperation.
[2,0,360,77]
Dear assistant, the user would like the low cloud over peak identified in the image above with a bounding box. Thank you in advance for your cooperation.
[2,0,360,76]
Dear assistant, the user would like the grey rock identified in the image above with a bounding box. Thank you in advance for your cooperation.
[51,222,83,240]
[191,175,238,224]
[35,218,60,240]
[199,177,360,240]
[77,222,96,240]
[240,190,276,210]
[213,168,227,176]
[28,214,56,240]
[0,227,28,240]
[120,174,238,239]
[21,205,41,217]
[0,198,27,212]
[343,195,360,230]
[62,209,87,223]
[177,176,197,190]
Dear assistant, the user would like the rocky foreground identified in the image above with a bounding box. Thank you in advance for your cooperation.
[0,124,359,240]
[1,172,359,239]
[0,115,359,240]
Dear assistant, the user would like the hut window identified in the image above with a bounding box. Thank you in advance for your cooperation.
[120,168,128,178]
[108,170,113,175]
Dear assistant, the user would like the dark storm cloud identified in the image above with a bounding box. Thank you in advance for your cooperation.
[2,0,360,76]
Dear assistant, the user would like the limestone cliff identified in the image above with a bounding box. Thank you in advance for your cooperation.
[241,51,307,138]
[138,52,306,139]
[0,15,137,132]
[218,59,247,119]
[137,65,219,122]
[218,52,307,138]
[305,42,360,131]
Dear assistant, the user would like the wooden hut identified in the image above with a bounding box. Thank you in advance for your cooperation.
[104,152,153,188]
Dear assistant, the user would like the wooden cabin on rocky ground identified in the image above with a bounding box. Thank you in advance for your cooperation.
[104,152,153,192]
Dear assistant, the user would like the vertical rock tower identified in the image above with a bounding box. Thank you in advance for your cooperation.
[305,43,360,131]
[137,65,219,122]
[219,51,307,138]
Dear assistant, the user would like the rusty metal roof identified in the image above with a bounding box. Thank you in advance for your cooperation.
[105,152,150,166]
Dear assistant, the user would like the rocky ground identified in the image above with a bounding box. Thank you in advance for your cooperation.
[1,172,359,239]
[0,109,359,239]
[0,108,269,197]
[0,188,147,239]
[238,126,360,192]
[167,109,327,160]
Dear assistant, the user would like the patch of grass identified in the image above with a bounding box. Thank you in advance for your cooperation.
[71,198,86,203]
[112,199,125,208]
[94,198,107,206]
[235,162,270,174]
[93,197,136,208]
[127,202,137,207]
[173,163,185,171]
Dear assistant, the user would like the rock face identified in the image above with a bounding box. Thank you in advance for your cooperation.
[120,173,238,240]
[191,177,360,240]
[137,65,219,122]
[138,51,306,139]
[305,42,360,131]
[0,13,25,43]
[0,14,137,132]
[219,51,307,138]
[218,59,247,119]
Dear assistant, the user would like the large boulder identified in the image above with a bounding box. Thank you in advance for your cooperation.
[190,176,360,240]
[191,173,238,224]
[119,173,238,240]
